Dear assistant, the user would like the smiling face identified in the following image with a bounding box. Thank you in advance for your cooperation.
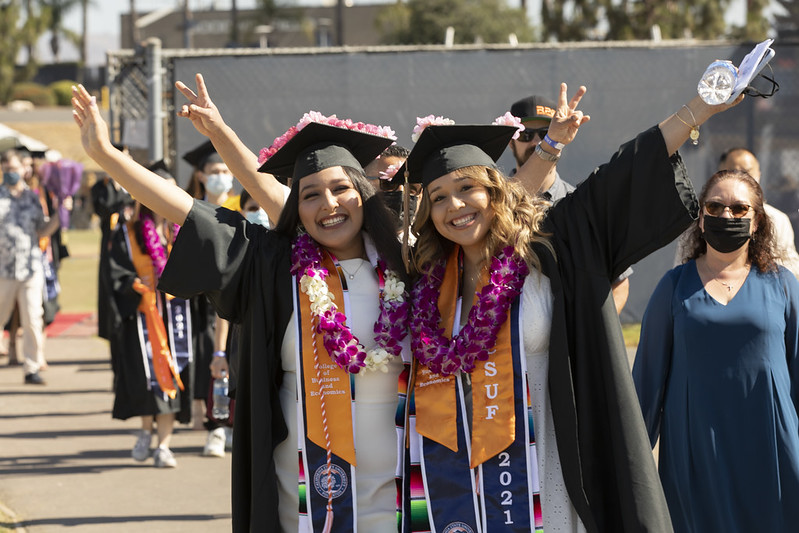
[298,165,365,259]
[426,168,494,259]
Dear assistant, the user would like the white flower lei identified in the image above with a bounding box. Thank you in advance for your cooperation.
[298,267,406,373]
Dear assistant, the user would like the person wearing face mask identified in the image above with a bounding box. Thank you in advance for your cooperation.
[183,140,241,212]
[633,169,799,532]
[181,142,243,451]
[0,149,61,384]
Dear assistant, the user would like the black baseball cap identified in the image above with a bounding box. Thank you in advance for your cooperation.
[510,95,557,123]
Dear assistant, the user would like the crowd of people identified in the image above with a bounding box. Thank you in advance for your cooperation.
[4,52,796,532]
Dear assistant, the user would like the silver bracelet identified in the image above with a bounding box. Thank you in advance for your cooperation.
[534,143,560,162]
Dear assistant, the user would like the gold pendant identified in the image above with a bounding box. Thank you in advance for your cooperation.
[690,128,700,145]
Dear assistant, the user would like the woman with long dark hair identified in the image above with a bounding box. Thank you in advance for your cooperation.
[73,84,410,532]
[633,170,799,532]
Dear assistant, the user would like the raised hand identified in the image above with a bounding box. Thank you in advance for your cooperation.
[175,73,226,138]
[71,84,112,160]
[546,82,590,148]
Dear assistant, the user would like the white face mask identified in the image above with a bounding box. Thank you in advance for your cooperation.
[245,208,271,228]
[205,173,233,195]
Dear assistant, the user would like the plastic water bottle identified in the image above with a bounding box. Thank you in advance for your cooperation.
[212,371,230,420]
[697,60,737,105]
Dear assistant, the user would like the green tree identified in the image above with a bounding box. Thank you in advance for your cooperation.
[727,0,770,41]
[544,0,732,42]
[377,0,533,45]
[19,0,51,82]
[775,0,799,39]
[0,1,25,104]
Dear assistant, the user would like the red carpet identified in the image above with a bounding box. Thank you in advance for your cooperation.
[44,312,96,337]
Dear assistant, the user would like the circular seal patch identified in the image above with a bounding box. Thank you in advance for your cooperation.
[313,464,348,499]
[443,522,475,533]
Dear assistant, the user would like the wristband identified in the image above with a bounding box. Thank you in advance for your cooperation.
[213,350,227,358]
[534,143,560,162]
[542,133,565,151]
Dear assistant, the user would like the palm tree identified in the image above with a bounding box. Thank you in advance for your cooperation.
[39,0,82,63]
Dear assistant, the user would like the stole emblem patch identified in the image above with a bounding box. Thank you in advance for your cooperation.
[313,464,348,499]
[443,522,475,533]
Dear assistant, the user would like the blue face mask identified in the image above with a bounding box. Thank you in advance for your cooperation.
[3,171,21,186]
[246,208,271,228]
[205,173,233,195]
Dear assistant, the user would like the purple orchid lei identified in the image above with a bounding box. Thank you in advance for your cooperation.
[291,233,409,374]
[410,246,529,375]
[140,214,168,278]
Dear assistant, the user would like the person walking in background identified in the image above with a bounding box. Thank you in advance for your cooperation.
[107,199,193,468]
[507,93,633,313]
[91,143,134,342]
[0,149,61,384]
[674,147,799,278]
[633,169,799,532]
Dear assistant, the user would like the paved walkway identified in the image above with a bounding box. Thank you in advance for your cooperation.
[0,316,232,532]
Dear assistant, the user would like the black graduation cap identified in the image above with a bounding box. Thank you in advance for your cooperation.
[147,159,174,181]
[257,122,394,184]
[393,124,518,188]
[182,140,224,170]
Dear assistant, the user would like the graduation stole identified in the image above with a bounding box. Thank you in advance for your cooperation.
[406,247,542,532]
[294,247,410,532]
[124,223,191,400]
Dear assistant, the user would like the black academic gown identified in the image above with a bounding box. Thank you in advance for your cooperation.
[533,125,695,532]
[159,207,293,532]
[108,225,193,423]
[91,178,132,340]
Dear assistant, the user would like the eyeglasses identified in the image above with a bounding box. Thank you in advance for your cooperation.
[517,127,548,143]
[379,180,422,196]
[704,201,752,218]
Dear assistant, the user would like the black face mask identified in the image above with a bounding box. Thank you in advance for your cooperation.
[3,171,21,186]
[381,190,417,221]
[703,214,752,253]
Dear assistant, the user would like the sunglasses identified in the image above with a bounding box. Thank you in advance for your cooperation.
[704,201,752,218]
[517,127,549,143]
[379,180,422,196]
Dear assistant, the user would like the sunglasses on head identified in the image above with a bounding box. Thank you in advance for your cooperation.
[704,201,752,218]
[517,127,549,143]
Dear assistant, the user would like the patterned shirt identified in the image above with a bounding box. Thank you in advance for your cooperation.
[0,185,45,281]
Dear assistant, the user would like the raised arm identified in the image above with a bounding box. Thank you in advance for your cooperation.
[660,94,743,156]
[72,85,193,225]
[514,82,590,195]
[175,73,287,225]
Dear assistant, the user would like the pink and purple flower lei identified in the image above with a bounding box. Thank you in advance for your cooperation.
[258,111,398,165]
[140,215,169,278]
[291,233,409,373]
[410,246,529,375]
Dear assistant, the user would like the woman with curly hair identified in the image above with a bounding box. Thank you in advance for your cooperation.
[633,169,799,532]
[398,82,740,532]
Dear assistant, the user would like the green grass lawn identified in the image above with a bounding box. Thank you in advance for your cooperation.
[59,228,100,313]
[622,323,641,347]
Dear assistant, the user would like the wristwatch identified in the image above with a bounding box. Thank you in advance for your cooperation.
[534,143,560,162]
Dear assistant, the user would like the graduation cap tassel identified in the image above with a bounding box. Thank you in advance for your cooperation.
[402,169,411,273]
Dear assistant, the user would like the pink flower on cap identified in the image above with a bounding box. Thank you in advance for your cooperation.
[258,111,397,165]
[492,112,525,139]
[411,115,456,143]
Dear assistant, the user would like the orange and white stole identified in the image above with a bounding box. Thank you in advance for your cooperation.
[124,223,190,400]
[405,247,542,532]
